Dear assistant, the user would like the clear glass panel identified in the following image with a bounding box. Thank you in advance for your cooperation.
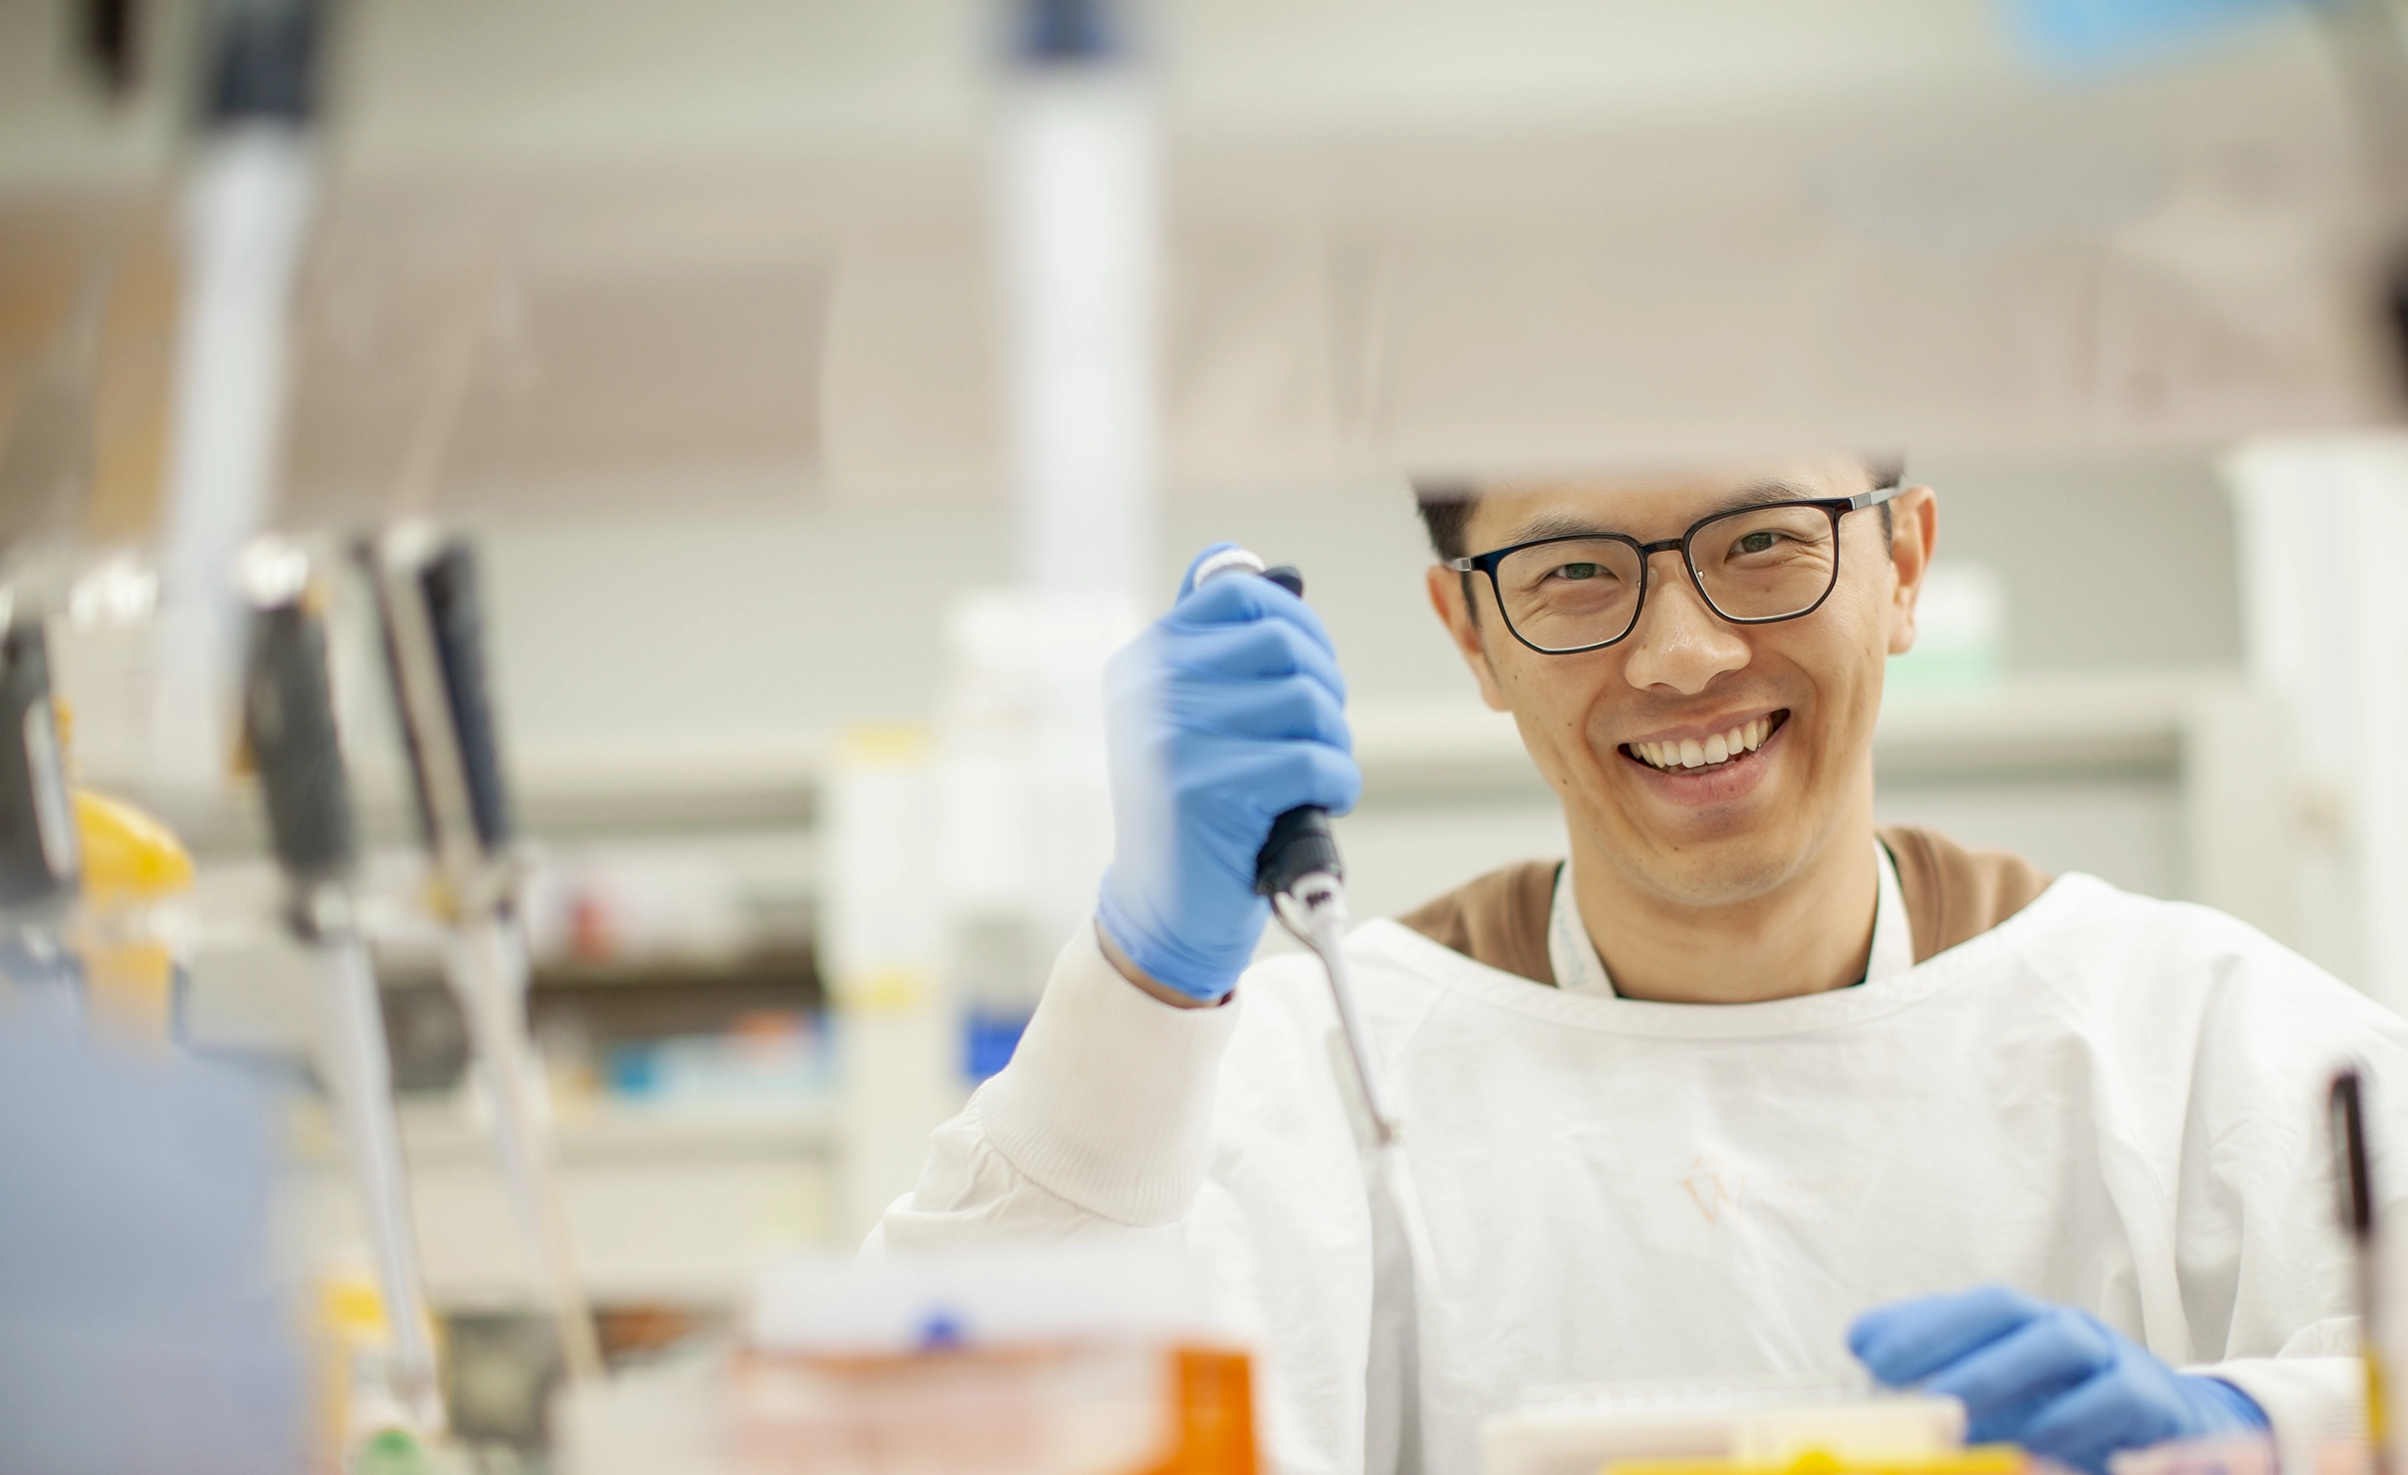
[1688,504,1838,620]
[1493,537,1645,650]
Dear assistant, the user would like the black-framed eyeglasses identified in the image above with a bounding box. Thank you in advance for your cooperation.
[1445,483,1905,655]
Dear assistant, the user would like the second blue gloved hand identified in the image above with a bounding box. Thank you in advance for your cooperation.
[1096,545,1363,1002]
[1849,1287,2266,1475]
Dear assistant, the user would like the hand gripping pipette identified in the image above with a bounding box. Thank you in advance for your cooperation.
[238,538,445,1433]
[360,524,605,1386]
[1190,548,1439,1291]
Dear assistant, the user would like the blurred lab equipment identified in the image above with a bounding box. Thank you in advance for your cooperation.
[938,591,1140,1083]
[929,0,1161,1089]
[0,616,84,1013]
[2332,1069,2394,1475]
[0,609,200,1041]
[1482,1373,1970,1475]
[2226,440,2408,1013]
[0,1011,303,1475]
[605,1010,831,1110]
[153,0,329,792]
[71,785,195,1041]
[362,522,605,1387]
[1000,0,1155,604]
[825,725,956,1238]
[553,1246,1257,1475]
[240,535,447,1441]
[58,694,203,1043]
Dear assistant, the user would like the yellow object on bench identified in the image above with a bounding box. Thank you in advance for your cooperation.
[1611,1443,2029,1475]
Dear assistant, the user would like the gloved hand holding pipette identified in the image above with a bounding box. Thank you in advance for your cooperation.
[1095,543,1362,1003]
[1851,1286,2268,1475]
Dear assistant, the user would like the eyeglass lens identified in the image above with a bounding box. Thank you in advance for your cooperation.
[1491,504,1840,651]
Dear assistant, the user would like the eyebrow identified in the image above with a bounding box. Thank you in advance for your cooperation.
[1496,480,1829,546]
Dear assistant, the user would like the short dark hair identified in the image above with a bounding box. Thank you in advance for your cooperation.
[1413,456,1903,562]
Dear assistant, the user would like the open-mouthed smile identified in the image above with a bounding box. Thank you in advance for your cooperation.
[1620,710,1789,774]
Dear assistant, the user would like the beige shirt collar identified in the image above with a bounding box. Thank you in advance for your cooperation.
[1548,838,1912,998]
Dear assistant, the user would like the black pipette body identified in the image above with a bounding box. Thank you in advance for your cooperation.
[244,597,359,895]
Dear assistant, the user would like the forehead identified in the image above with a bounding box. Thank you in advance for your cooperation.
[1465,456,1874,549]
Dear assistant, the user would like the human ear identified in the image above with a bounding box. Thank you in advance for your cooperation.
[1885,486,1939,657]
[1426,564,1511,711]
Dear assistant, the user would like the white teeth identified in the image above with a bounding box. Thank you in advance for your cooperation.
[1632,716,1778,771]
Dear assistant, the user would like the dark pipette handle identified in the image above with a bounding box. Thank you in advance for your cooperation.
[244,592,358,889]
[415,539,514,853]
[364,529,516,874]
[2336,1070,2374,1239]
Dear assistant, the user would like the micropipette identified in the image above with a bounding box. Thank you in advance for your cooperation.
[238,537,445,1433]
[2334,1068,2390,1475]
[1191,547,1440,1288]
[360,524,605,1386]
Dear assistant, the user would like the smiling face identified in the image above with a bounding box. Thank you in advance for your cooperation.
[1426,456,1935,911]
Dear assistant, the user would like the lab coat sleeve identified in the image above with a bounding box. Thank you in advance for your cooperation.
[874,924,1241,1248]
[2197,1346,2362,1475]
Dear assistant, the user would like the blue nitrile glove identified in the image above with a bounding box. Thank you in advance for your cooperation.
[1849,1286,2268,1475]
[1095,544,1362,1001]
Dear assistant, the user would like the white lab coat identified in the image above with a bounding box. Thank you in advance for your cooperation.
[874,872,2408,1475]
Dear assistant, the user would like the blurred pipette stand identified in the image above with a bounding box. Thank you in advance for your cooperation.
[363,522,606,1387]
[240,536,449,1449]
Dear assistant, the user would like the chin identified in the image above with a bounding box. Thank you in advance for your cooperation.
[1628,823,1814,909]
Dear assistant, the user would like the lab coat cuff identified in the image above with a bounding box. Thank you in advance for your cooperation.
[972,923,1240,1228]
[2192,1356,2363,1474]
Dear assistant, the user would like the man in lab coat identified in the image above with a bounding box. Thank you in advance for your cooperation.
[877,455,2405,1475]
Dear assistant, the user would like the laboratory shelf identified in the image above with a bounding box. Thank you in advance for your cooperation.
[281,1097,843,1309]
[149,668,2253,850]
[283,1096,843,1165]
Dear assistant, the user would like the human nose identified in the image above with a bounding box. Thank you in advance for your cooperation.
[1619,548,1751,695]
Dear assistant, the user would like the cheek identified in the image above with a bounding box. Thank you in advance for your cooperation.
[1498,648,1616,721]
[1780,605,1889,722]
